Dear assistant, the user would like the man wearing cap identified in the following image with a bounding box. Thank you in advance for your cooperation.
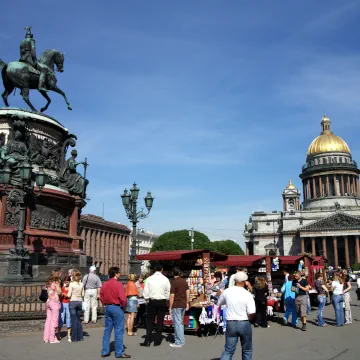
[82,265,102,324]
[218,271,255,360]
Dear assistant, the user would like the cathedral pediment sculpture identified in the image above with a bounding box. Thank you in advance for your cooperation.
[300,212,360,232]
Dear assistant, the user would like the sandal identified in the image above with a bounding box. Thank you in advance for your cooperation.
[127,333,137,336]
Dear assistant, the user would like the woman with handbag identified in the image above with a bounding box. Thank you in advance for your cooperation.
[67,269,84,342]
[43,274,62,343]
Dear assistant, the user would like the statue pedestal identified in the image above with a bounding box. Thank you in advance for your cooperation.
[2,255,31,282]
[128,260,142,275]
[0,108,91,282]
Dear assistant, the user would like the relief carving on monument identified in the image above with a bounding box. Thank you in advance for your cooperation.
[30,204,69,233]
[301,212,360,231]
[4,198,20,227]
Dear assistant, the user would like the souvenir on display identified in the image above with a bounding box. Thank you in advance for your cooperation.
[298,259,304,271]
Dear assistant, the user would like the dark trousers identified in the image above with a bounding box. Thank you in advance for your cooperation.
[136,303,147,326]
[255,301,268,327]
[145,299,167,343]
[69,301,83,342]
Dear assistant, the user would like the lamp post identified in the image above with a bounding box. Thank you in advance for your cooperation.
[0,162,46,281]
[121,183,154,274]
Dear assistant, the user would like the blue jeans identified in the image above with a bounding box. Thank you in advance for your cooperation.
[220,320,252,360]
[102,305,125,357]
[172,308,185,346]
[317,295,326,326]
[284,298,297,326]
[59,303,71,328]
[69,301,83,341]
[332,295,344,326]
[306,293,311,315]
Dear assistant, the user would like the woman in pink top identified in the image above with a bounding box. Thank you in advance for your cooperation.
[43,275,62,343]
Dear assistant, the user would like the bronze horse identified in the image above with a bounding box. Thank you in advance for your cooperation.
[0,49,72,112]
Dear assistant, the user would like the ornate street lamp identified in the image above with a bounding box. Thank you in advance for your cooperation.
[0,162,47,281]
[121,183,154,274]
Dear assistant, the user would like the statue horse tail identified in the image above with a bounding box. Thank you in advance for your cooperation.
[0,58,6,71]
[0,59,7,81]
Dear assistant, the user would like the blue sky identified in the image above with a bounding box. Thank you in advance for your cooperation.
[2,1,360,249]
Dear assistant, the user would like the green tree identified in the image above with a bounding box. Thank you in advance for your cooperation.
[151,229,212,252]
[211,240,244,255]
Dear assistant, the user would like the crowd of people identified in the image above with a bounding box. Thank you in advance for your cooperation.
[41,264,357,360]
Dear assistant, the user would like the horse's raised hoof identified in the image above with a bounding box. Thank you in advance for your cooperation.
[68,106,72,110]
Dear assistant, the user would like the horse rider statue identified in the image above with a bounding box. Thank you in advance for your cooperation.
[0,26,72,112]
[19,26,47,92]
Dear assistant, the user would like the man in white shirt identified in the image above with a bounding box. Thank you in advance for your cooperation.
[141,263,170,347]
[218,271,255,360]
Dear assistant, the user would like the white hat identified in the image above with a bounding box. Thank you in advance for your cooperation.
[234,271,248,283]
[90,265,96,272]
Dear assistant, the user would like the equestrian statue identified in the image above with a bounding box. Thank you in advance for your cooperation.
[0,26,72,113]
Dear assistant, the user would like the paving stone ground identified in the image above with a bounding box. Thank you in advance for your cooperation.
[0,289,359,360]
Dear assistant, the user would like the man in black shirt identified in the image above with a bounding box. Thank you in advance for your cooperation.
[292,271,310,331]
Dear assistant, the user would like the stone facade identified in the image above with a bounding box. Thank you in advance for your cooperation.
[244,115,360,268]
[80,214,131,275]
[130,229,158,273]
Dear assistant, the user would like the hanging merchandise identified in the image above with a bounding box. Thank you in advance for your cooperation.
[272,257,279,271]
[298,259,304,271]
[199,307,209,326]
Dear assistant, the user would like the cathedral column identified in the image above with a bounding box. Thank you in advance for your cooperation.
[347,175,351,194]
[246,242,249,256]
[333,236,339,268]
[303,183,306,201]
[311,237,316,256]
[344,236,350,269]
[312,178,317,198]
[301,238,305,253]
[355,235,360,264]
[333,175,338,196]
[326,176,330,196]
[322,237,327,259]
[341,175,345,196]
[319,177,323,197]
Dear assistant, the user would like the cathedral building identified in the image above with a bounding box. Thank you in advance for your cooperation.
[244,114,360,268]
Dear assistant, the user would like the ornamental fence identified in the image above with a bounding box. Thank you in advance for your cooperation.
[0,284,105,321]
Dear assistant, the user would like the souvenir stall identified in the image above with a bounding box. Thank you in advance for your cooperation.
[136,249,228,332]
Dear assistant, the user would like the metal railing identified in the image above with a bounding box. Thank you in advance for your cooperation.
[0,284,46,320]
[0,284,106,321]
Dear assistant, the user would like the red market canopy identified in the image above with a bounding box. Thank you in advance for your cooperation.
[136,250,228,262]
[278,256,303,265]
[212,255,265,267]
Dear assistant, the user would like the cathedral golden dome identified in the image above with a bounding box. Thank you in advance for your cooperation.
[307,114,350,156]
[285,179,296,190]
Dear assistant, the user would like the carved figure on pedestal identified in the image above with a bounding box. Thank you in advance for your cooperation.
[3,124,28,186]
[60,149,88,198]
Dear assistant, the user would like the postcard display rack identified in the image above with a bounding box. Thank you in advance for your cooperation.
[162,251,212,308]
[161,251,212,331]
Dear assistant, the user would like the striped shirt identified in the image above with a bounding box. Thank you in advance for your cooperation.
[82,273,102,290]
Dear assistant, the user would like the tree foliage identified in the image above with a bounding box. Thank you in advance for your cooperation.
[211,240,244,255]
[151,230,212,252]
